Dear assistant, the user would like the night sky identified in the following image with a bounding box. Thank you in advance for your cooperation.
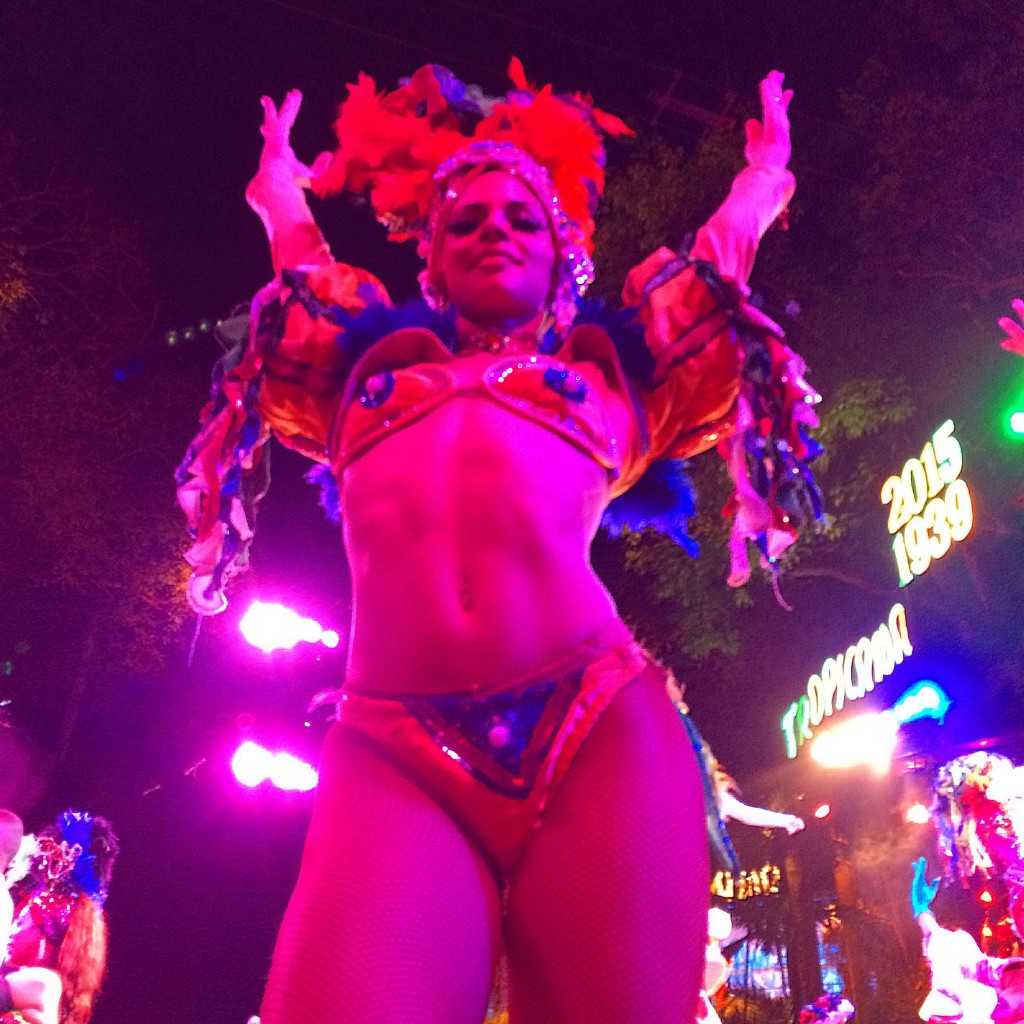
[2,2,1023,1021]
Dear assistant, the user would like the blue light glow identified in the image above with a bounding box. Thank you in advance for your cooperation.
[890,680,952,725]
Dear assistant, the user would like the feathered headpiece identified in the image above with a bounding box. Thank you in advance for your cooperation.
[314,59,633,329]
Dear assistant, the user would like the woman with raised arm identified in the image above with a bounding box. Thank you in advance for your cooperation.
[177,61,822,1024]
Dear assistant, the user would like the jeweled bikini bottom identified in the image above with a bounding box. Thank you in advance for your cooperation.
[333,619,659,878]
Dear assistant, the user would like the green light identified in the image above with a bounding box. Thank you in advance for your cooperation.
[1011,411,1024,434]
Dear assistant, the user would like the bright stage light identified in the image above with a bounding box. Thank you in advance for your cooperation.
[239,601,339,654]
[810,712,899,774]
[814,803,831,819]
[269,751,319,792]
[231,741,318,792]
[906,802,931,825]
[231,741,272,788]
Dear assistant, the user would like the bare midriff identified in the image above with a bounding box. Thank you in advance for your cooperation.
[341,358,635,696]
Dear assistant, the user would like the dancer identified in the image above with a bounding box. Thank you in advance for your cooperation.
[667,674,804,878]
[718,768,805,835]
[912,856,1024,1023]
[177,61,821,1023]
[933,753,1024,941]
[3,811,119,1024]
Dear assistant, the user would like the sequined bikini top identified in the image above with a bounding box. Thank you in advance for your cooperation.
[329,326,633,475]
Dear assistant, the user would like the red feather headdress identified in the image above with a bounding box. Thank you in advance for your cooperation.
[315,59,633,328]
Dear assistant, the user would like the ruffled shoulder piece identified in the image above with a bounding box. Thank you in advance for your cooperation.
[564,298,701,555]
[174,265,412,614]
[616,249,825,587]
[174,290,273,615]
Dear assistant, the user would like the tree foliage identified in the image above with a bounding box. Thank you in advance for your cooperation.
[0,125,195,756]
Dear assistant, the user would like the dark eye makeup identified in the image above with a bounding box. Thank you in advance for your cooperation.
[447,204,545,237]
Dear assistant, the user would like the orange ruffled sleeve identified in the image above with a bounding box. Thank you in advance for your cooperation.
[257,263,392,459]
[616,164,823,587]
[175,262,391,613]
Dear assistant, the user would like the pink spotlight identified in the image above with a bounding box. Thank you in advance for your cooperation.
[232,741,272,788]
[239,600,337,654]
[269,752,319,792]
[231,741,318,792]
[814,803,831,819]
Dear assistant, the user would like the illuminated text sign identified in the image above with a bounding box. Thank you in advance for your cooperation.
[780,603,913,759]
[881,420,973,586]
[711,864,782,901]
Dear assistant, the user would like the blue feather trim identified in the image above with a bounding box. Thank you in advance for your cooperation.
[306,463,341,524]
[601,460,699,557]
[58,810,107,904]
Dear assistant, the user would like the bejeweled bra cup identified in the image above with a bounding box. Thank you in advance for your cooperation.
[333,354,621,475]
[483,357,619,472]
[335,364,454,468]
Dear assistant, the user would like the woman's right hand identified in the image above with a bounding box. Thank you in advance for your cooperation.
[998,298,1024,356]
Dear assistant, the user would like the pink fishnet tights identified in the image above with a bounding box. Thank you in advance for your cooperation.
[259,670,707,1024]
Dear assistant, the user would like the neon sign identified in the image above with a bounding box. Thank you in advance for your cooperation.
[711,864,781,901]
[890,680,952,725]
[881,420,973,587]
[780,603,913,759]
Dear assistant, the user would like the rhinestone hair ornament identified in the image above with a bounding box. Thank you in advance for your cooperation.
[314,58,633,332]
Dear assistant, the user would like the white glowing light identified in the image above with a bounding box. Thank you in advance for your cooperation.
[231,741,318,792]
[239,601,338,653]
[814,804,831,819]
[906,802,931,825]
[269,751,319,792]
[809,712,899,774]
[231,741,272,788]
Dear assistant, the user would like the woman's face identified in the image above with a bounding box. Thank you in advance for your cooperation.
[439,170,556,331]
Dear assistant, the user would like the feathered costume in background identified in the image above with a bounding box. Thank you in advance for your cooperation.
[3,811,119,1024]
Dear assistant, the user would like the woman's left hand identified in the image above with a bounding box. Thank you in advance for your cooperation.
[998,298,1024,356]
[744,70,793,171]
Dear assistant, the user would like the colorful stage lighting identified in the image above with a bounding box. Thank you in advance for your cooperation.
[239,600,339,654]
[231,741,318,792]
[231,741,273,788]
